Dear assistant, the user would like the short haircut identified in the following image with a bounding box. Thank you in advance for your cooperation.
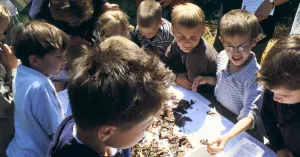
[171,3,205,28]
[95,10,134,40]
[220,9,259,40]
[257,35,300,90]
[12,21,69,67]
[68,36,175,131]
[0,3,10,23]
[137,0,162,28]
[49,0,93,21]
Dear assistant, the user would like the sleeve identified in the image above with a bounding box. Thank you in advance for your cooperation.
[238,81,263,129]
[30,84,63,135]
[261,90,284,152]
[206,45,218,77]
[164,40,186,74]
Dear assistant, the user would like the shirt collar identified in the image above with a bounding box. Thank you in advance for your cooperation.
[221,52,258,80]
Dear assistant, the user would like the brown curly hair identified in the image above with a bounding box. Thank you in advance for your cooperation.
[49,0,94,22]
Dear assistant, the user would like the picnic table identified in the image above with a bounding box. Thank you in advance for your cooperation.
[58,85,276,157]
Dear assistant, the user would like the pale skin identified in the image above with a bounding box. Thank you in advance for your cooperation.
[207,117,253,154]
[0,43,18,70]
[255,0,289,21]
[176,73,193,90]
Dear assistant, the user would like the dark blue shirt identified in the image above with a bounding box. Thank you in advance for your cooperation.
[47,116,131,157]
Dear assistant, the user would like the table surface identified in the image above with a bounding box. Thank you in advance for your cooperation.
[169,86,276,157]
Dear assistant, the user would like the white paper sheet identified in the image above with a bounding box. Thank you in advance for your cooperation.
[169,86,276,157]
[241,0,274,15]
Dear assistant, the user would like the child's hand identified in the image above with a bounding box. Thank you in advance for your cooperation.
[0,43,18,70]
[277,149,294,157]
[103,2,119,11]
[192,76,207,92]
[176,73,192,90]
[207,135,230,155]
[159,0,173,7]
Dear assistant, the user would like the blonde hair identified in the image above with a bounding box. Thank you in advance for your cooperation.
[137,0,162,27]
[220,9,259,40]
[96,10,134,39]
[0,3,10,23]
[171,3,205,28]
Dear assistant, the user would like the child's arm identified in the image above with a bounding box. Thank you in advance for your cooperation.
[102,1,119,11]
[192,76,216,92]
[255,0,289,21]
[208,81,263,154]
[0,43,17,94]
[176,73,192,90]
[207,117,253,154]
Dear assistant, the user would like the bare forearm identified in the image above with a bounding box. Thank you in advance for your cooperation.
[274,0,289,7]
[205,76,217,86]
[224,117,253,140]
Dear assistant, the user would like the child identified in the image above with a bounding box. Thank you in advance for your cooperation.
[135,0,174,60]
[164,3,218,90]
[6,21,69,157]
[193,10,263,154]
[0,4,18,156]
[47,36,175,157]
[257,35,300,157]
[94,10,135,42]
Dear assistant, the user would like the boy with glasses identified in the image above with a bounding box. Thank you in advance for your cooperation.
[192,9,263,155]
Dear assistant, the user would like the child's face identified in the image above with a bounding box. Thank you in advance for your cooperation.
[138,20,162,39]
[271,88,300,104]
[35,50,67,76]
[220,35,256,67]
[172,24,205,53]
[0,18,9,40]
[103,116,154,149]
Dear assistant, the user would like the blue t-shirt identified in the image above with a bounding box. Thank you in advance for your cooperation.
[6,65,65,157]
[47,116,131,157]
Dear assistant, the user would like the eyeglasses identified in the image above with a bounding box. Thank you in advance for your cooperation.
[224,44,251,53]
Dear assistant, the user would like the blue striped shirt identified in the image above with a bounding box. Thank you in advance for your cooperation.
[214,51,263,128]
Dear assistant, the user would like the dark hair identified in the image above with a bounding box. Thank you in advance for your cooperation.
[12,21,69,66]
[137,0,162,28]
[220,9,259,40]
[68,36,175,130]
[257,35,300,90]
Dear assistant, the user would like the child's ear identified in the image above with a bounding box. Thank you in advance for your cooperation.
[97,126,116,141]
[159,19,163,26]
[28,55,40,67]
[202,26,206,35]
[251,37,259,47]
